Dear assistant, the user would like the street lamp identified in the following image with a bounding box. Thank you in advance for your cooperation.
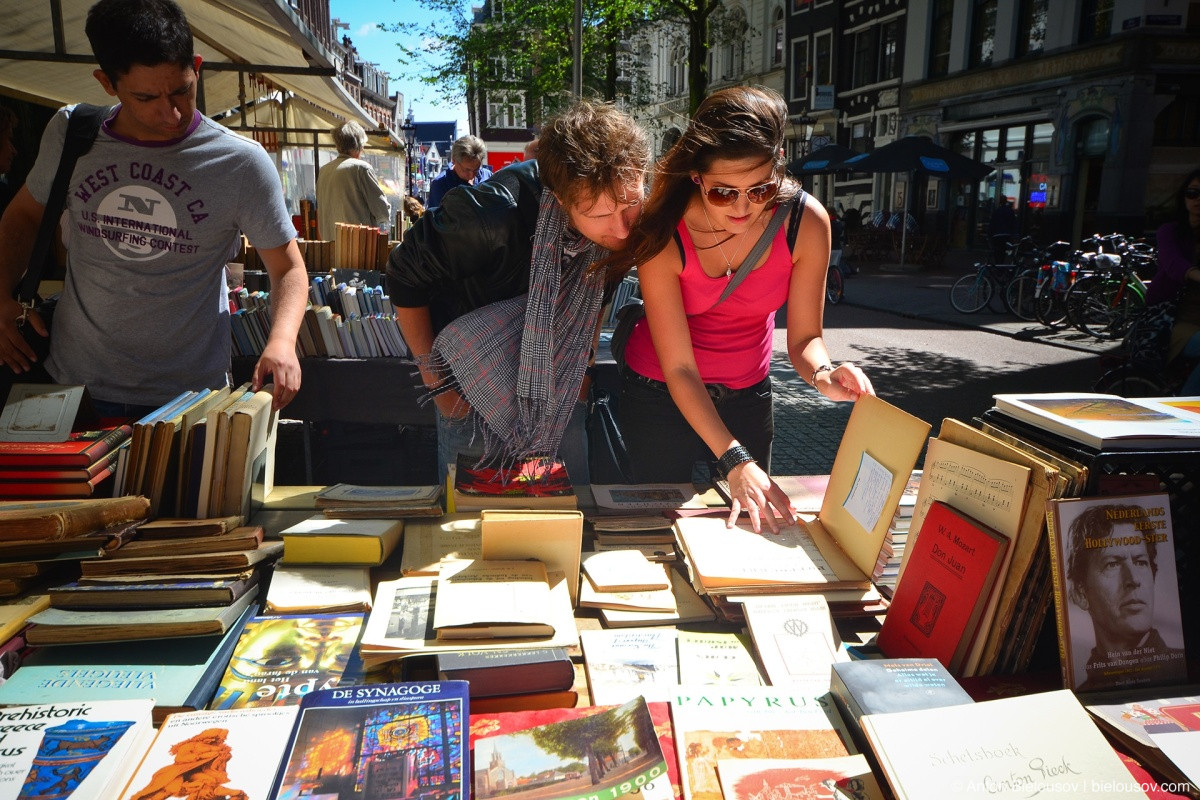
[790,113,817,161]
[400,109,417,197]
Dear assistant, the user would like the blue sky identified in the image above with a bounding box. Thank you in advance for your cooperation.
[329,0,471,132]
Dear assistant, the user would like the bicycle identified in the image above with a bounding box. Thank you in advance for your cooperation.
[949,236,1037,314]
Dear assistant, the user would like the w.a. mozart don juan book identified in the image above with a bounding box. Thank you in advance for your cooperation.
[875,500,1010,674]
[267,681,469,800]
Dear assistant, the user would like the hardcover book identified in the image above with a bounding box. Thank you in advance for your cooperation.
[0,423,131,467]
[0,496,149,542]
[25,584,259,644]
[314,482,443,517]
[1086,691,1200,789]
[398,513,482,576]
[670,684,854,800]
[278,514,404,566]
[472,696,671,800]
[716,755,884,800]
[78,540,283,578]
[435,646,575,698]
[579,627,679,706]
[875,501,1010,674]
[992,392,1200,450]
[0,604,255,723]
[830,658,974,752]
[48,573,260,610]
[0,383,92,442]
[99,525,264,559]
[209,612,365,709]
[117,705,299,800]
[1045,493,1187,693]
[0,698,154,799]
[267,681,470,800]
[860,689,1152,799]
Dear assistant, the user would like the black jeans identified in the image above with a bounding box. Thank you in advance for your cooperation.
[618,368,773,483]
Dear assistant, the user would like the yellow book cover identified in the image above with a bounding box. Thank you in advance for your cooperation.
[279,515,403,566]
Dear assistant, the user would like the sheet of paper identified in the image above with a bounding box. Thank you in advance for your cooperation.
[841,450,892,533]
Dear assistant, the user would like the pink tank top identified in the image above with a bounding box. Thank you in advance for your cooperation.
[624,214,794,389]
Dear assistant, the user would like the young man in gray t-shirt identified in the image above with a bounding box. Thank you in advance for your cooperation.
[0,0,306,415]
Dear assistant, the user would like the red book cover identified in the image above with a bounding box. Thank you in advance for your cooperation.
[455,455,572,497]
[469,700,681,800]
[0,464,116,498]
[876,500,1010,674]
[0,446,122,482]
[0,425,132,467]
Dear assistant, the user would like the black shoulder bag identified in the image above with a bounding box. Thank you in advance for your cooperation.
[3,104,105,393]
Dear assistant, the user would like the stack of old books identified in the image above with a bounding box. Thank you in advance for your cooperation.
[0,515,281,721]
[0,387,132,500]
[587,482,708,562]
[313,482,442,518]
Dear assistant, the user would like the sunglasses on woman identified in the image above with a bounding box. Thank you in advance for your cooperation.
[1185,187,1200,200]
[694,175,781,207]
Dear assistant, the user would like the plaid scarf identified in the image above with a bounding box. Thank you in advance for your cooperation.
[425,189,608,469]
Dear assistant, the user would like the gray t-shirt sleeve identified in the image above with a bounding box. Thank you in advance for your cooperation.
[25,106,73,206]
[228,132,295,251]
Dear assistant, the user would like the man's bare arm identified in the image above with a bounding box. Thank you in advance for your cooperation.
[255,239,307,410]
[0,187,49,372]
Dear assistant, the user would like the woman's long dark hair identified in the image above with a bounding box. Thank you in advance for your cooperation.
[600,85,800,277]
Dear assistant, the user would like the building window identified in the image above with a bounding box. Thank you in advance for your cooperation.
[772,8,785,66]
[814,31,832,85]
[669,45,687,97]
[929,0,954,77]
[1079,0,1113,43]
[1017,0,1048,57]
[486,90,525,129]
[880,20,899,80]
[850,121,870,154]
[852,27,878,88]
[969,0,997,68]
[790,38,810,102]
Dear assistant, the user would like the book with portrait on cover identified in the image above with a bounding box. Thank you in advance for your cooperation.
[1045,493,1187,693]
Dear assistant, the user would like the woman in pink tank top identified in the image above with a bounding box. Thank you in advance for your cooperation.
[604,87,874,533]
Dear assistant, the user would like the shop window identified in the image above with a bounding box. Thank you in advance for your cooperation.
[1076,117,1110,157]
[1030,122,1054,162]
[980,129,999,165]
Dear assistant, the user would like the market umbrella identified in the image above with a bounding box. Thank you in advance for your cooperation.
[786,144,860,175]
[840,136,994,266]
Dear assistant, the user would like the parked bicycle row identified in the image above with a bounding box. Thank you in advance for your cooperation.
[948,232,1158,341]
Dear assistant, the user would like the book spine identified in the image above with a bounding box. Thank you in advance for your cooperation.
[1043,503,1071,688]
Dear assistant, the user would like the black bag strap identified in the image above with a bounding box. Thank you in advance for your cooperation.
[16,104,106,304]
[786,190,808,251]
[713,193,804,309]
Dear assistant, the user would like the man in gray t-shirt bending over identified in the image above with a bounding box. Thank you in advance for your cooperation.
[0,0,307,416]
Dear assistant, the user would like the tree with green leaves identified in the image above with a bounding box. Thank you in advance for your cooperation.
[528,704,636,784]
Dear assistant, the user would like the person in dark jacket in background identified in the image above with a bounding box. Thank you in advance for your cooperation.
[386,101,649,483]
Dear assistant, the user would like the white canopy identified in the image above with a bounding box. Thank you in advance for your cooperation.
[0,0,382,134]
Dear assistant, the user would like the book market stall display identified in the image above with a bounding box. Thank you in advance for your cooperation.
[0,389,1197,798]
